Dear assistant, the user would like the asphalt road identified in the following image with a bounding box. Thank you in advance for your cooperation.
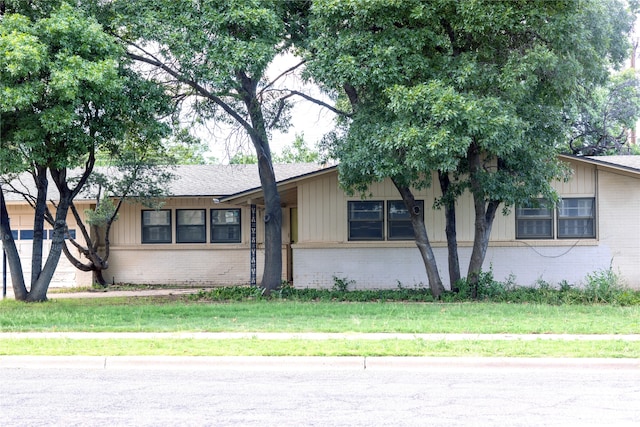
[1,357,639,426]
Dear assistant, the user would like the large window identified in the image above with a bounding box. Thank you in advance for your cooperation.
[176,209,206,243]
[558,198,595,238]
[211,209,241,243]
[387,200,422,240]
[348,201,384,240]
[142,210,172,244]
[515,199,553,239]
[516,198,595,240]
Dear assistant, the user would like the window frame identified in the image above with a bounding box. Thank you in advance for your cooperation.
[176,209,207,244]
[515,197,596,240]
[210,208,242,243]
[387,200,422,241]
[348,200,384,241]
[557,197,596,239]
[141,209,172,244]
[515,198,554,239]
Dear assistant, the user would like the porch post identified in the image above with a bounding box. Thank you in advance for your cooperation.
[250,204,257,287]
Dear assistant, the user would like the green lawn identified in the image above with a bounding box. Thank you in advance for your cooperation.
[1,297,639,357]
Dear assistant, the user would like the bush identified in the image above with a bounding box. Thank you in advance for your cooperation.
[187,269,640,306]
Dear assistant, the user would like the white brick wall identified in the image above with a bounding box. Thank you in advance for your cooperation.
[293,244,615,290]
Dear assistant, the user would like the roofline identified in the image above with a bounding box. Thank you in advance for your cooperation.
[558,154,640,176]
[220,164,338,203]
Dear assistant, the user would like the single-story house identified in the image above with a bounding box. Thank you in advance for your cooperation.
[2,155,639,290]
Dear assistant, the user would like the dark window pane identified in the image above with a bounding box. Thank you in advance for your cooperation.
[176,210,206,243]
[517,219,553,239]
[516,199,553,239]
[349,201,383,221]
[557,198,595,238]
[558,218,595,238]
[348,201,384,241]
[20,230,34,240]
[142,210,172,243]
[388,200,422,240]
[211,209,241,243]
[349,221,383,240]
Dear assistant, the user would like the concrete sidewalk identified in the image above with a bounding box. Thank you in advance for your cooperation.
[1,355,639,370]
[2,287,204,300]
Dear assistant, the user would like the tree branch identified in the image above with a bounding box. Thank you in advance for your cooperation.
[127,50,261,142]
[287,90,351,117]
[259,59,307,96]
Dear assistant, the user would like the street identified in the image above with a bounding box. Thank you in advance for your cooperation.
[1,357,639,426]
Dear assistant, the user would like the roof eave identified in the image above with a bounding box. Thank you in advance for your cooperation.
[559,154,640,177]
[220,165,338,205]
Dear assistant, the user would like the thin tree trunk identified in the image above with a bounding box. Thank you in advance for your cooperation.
[28,165,91,302]
[27,189,73,302]
[438,171,461,291]
[0,189,27,300]
[393,179,445,299]
[30,166,48,287]
[466,144,500,299]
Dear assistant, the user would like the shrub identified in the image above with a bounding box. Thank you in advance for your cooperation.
[186,270,640,306]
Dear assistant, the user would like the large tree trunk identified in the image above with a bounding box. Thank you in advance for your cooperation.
[0,189,27,300]
[467,145,500,299]
[238,71,282,295]
[393,179,445,299]
[438,171,461,291]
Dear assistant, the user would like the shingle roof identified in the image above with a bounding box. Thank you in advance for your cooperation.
[166,163,322,196]
[2,163,323,202]
[586,155,640,172]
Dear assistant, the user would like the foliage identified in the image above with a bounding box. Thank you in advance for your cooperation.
[276,133,320,163]
[565,70,640,155]
[230,134,320,164]
[0,2,171,301]
[187,268,640,306]
[304,0,635,296]
[331,275,354,292]
[144,128,211,166]
[109,0,313,293]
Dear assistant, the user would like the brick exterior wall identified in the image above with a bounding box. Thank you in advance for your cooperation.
[292,244,614,290]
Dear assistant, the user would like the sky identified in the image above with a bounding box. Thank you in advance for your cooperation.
[202,53,336,163]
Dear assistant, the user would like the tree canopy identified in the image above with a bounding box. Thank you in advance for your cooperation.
[0,1,170,301]
[109,0,312,293]
[305,0,635,296]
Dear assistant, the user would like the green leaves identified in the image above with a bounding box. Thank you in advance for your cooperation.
[1,2,170,173]
[307,0,633,205]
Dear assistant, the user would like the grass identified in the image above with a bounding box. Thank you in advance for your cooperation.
[1,295,639,357]
[3,268,640,358]
[1,298,639,334]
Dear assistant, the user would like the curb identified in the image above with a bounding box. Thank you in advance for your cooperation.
[1,356,639,370]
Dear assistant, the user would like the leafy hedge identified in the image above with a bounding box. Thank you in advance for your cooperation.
[188,269,640,306]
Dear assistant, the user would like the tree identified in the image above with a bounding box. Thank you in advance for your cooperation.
[110,0,312,293]
[0,2,169,301]
[230,134,320,164]
[306,0,634,297]
[61,135,175,287]
[565,70,640,155]
[276,133,321,163]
